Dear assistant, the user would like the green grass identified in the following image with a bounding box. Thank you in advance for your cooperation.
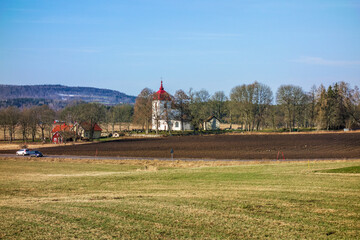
[0,159,359,239]
[319,165,360,174]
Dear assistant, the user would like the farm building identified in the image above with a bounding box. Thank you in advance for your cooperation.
[152,81,192,131]
[75,122,102,139]
[203,116,221,130]
[51,123,74,143]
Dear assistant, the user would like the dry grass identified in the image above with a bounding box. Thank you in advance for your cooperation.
[0,156,346,169]
[0,157,359,239]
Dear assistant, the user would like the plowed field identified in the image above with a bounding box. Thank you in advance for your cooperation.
[4,132,359,160]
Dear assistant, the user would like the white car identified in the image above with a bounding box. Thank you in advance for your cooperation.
[16,149,29,156]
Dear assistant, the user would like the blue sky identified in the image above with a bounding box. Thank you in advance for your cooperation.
[0,0,359,96]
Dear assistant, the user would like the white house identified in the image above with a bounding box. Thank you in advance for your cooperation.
[152,82,192,131]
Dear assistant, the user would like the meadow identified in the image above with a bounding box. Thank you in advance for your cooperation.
[0,157,359,239]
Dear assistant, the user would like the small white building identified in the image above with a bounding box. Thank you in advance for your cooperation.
[152,82,193,131]
[203,116,220,130]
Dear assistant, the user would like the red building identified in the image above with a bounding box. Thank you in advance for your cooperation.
[51,123,74,144]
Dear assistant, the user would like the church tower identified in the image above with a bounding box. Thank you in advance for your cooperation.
[152,81,172,131]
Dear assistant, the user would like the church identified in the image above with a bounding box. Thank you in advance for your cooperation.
[152,82,193,131]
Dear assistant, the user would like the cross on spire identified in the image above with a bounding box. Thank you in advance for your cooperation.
[160,80,164,90]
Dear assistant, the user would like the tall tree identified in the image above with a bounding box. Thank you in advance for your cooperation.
[276,85,306,131]
[27,107,38,142]
[230,84,254,130]
[253,82,273,130]
[60,103,83,141]
[230,82,273,131]
[210,91,228,122]
[173,89,191,132]
[133,88,154,134]
[316,84,328,129]
[115,104,134,131]
[34,105,55,141]
[107,106,116,134]
[19,108,31,142]
[5,106,20,142]
[341,83,360,128]
[0,109,7,141]
[76,103,106,141]
[306,85,317,128]
[317,83,348,130]
[188,89,211,130]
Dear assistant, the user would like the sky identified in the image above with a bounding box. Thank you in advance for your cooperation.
[0,0,359,97]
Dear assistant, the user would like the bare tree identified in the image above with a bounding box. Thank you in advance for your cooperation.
[230,82,272,131]
[34,105,55,141]
[108,106,117,134]
[230,84,253,130]
[5,106,20,142]
[120,104,134,131]
[307,85,317,128]
[133,88,154,134]
[113,104,134,131]
[60,102,83,141]
[210,91,228,122]
[188,89,211,130]
[253,82,273,130]
[276,85,306,131]
[0,109,7,141]
[19,108,31,142]
[174,89,191,132]
[343,84,360,128]
[315,84,327,129]
[77,103,106,141]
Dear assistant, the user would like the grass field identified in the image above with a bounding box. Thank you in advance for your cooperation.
[0,158,359,239]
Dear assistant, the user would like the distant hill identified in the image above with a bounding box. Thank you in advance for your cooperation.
[0,84,136,108]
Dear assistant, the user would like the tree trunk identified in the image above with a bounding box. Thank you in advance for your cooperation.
[32,129,36,142]
[145,120,149,134]
[155,119,158,135]
[41,127,45,141]
[229,112,232,129]
[9,129,12,143]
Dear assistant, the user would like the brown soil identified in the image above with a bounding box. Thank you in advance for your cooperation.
[2,132,359,160]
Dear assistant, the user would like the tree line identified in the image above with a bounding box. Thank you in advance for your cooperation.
[133,81,360,132]
[0,102,134,142]
[1,81,359,142]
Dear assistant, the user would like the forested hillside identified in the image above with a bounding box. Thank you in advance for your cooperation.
[0,84,136,107]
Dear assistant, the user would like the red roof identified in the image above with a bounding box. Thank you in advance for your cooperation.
[80,122,102,131]
[51,124,73,133]
[153,81,171,101]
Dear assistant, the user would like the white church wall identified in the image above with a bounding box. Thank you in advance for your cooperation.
[151,86,193,131]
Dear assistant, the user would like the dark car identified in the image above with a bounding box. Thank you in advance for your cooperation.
[28,150,43,157]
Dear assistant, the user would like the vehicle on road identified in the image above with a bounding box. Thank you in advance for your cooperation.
[28,150,43,157]
[16,149,29,156]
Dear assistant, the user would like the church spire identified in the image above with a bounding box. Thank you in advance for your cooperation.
[154,80,171,101]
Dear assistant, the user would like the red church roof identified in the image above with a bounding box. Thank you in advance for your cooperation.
[154,81,171,101]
